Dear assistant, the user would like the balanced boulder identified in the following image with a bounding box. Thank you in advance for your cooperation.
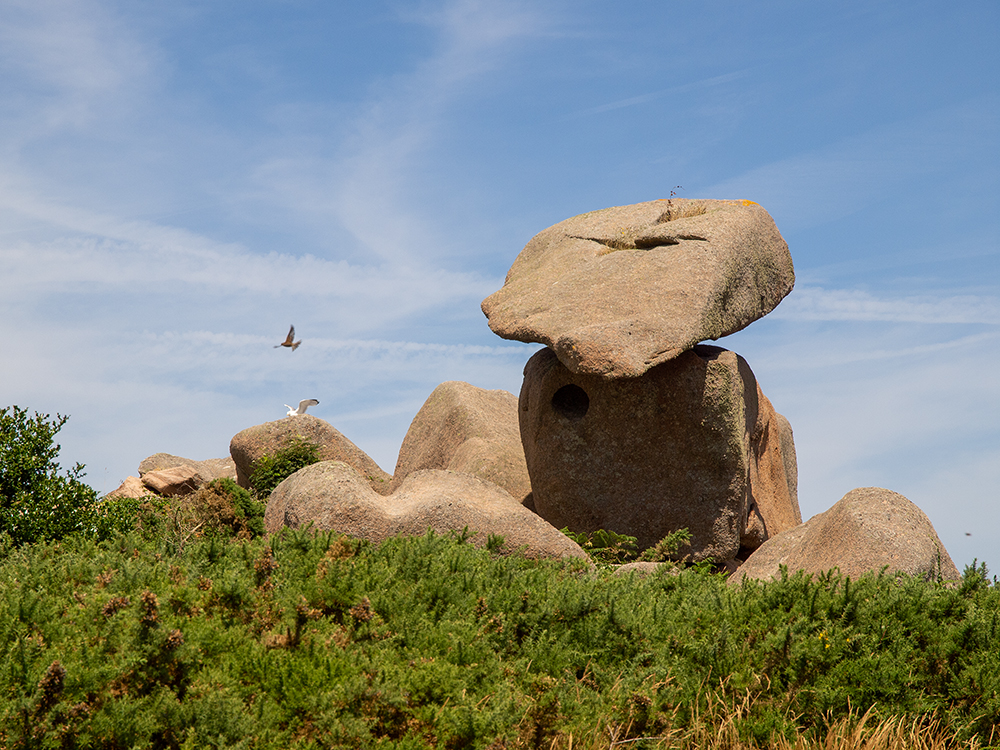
[265,462,588,561]
[482,198,794,378]
[230,415,391,494]
[731,487,960,584]
[389,381,531,505]
[519,344,800,560]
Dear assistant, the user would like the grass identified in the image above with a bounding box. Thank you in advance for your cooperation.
[0,526,997,748]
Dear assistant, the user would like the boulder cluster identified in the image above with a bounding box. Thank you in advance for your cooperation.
[109,198,959,582]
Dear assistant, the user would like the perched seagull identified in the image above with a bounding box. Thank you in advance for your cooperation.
[274,325,301,350]
[285,399,319,417]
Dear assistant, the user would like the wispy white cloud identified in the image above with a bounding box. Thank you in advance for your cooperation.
[251,0,553,265]
[0,0,150,132]
[773,286,1000,326]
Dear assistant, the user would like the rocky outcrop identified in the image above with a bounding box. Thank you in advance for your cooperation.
[519,344,800,560]
[389,381,531,505]
[731,487,961,584]
[482,198,794,378]
[230,415,391,494]
[265,462,588,561]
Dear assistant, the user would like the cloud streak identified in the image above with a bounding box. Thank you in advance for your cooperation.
[572,69,753,116]
[774,286,1000,325]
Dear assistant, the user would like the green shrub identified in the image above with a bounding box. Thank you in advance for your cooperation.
[248,437,320,499]
[0,406,100,547]
[0,530,996,748]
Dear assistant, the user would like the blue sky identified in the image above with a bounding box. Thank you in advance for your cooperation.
[1,0,997,571]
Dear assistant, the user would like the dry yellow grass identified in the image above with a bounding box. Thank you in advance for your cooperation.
[540,704,991,750]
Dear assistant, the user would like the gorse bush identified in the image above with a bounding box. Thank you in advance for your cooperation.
[561,526,693,565]
[248,437,320,499]
[0,406,101,547]
[0,529,996,748]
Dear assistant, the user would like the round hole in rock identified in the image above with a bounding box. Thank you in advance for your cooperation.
[551,384,589,420]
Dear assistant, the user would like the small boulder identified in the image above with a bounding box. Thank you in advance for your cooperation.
[141,465,205,497]
[390,381,531,505]
[482,198,794,378]
[731,487,961,585]
[264,462,588,561]
[519,345,800,560]
[230,415,391,494]
[138,453,238,483]
[105,476,156,500]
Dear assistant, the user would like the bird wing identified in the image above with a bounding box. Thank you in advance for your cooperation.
[297,398,319,414]
[284,325,295,345]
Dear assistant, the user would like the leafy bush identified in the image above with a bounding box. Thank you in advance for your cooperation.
[0,406,100,546]
[248,437,320,499]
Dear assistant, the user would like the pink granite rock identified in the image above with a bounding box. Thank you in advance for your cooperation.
[265,462,588,561]
[482,198,794,378]
[390,381,530,505]
[731,487,960,584]
[519,344,800,560]
[230,415,390,494]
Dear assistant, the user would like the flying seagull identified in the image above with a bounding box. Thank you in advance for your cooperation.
[286,399,319,417]
[274,325,301,350]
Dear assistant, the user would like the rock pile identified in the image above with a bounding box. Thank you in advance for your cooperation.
[111,197,960,581]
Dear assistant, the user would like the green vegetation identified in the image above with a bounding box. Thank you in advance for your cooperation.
[1,407,998,747]
[249,437,321,499]
[0,529,998,748]
[0,406,108,547]
[561,527,692,566]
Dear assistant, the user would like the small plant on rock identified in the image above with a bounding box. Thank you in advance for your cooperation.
[248,437,320,499]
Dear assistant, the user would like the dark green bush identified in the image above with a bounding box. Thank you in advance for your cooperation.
[0,406,100,547]
[248,438,320,499]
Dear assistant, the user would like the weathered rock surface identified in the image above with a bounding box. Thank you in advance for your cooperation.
[230,415,391,494]
[482,198,795,378]
[265,462,588,561]
[105,476,156,500]
[519,344,800,560]
[141,465,205,497]
[390,381,531,505]
[731,487,960,584]
[138,453,238,483]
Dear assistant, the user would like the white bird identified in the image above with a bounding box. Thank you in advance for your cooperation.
[274,325,301,350]
[285,399,319,416]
